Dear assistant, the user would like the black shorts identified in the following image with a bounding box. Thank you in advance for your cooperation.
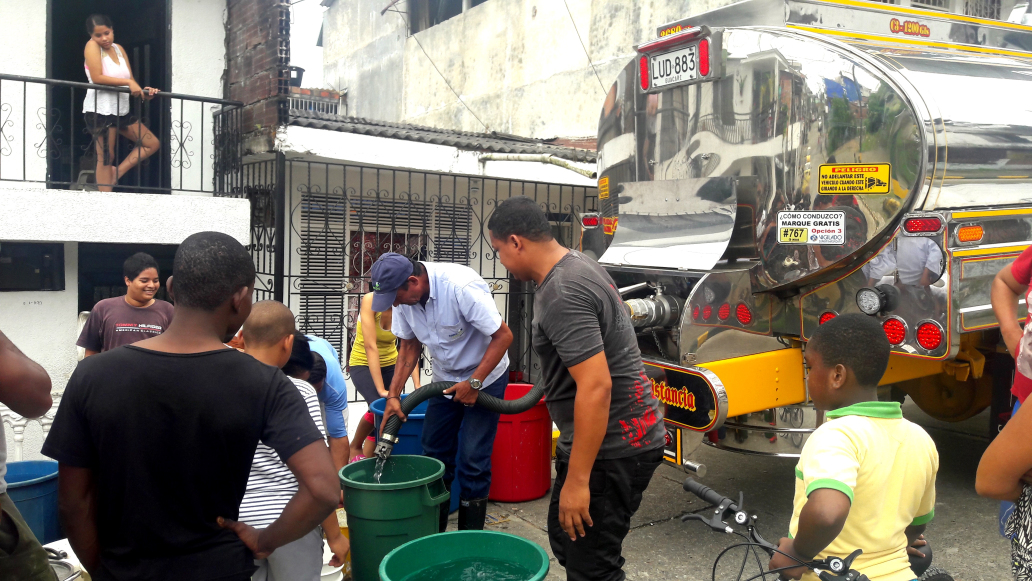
[85,112,139,164]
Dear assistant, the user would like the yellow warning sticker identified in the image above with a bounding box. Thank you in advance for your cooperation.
[779,227,809,243]
[599,177,610,200]
[818,164,891,195]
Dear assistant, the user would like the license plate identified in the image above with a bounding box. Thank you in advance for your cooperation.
[650,45,699,89]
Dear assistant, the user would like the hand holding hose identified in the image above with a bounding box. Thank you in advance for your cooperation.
[379,396,407,436]
[444,380,480,406]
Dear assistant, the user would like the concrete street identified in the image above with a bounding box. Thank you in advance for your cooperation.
[471,402,1012,581]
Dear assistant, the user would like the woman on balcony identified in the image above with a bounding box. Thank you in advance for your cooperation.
[83,14,160,192]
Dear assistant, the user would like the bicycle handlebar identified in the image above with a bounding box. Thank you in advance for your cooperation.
[683,478,734,510]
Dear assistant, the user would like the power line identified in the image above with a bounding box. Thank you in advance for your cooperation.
[562,0,607,97]
[388,8,489,131]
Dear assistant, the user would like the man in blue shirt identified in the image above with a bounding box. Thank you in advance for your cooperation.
[306,335,351,471]
[375,253,512,532]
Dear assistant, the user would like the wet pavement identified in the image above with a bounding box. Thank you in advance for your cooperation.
[468,403,1011,581]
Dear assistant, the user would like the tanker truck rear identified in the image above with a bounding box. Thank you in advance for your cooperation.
[585,0,1032,466]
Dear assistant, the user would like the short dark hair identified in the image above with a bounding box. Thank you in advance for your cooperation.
[809,313,890,387]
[282,332,314,378]
[124,252,159,280]
[399,257,425,291]
[171,232,255,311]
[309,352,327,386]
[86,14,113,34]
[487,196,554,242]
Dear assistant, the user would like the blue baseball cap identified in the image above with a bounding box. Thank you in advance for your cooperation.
[369,253,415,312]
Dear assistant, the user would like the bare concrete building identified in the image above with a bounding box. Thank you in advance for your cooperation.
[319,0,744,141]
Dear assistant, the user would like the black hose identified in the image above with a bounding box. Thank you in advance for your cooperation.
[375,381,545,459]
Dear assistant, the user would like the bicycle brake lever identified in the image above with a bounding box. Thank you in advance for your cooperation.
[681,498,736,533]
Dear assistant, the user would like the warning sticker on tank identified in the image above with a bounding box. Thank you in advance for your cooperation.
[777,211,845,245]
[598,176,610,199]
[818,164,891,195]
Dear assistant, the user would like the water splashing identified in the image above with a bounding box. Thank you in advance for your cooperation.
[374,455,387,484]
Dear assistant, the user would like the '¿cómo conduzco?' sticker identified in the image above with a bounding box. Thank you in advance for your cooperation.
[777,211,845,245]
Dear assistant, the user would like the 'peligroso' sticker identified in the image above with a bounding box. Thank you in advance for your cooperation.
[818,164,890,195]
[777,211,845,245]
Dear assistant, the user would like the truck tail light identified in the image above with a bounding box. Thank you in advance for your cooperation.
[693,305,700,320]
[916,322,944,350]
[639,56,650,91]
[581,214,599,228]
[957,225,984,243]
[819,311,837,325]
[698,39,710,76]
[904,217,942,234]
[702,305,713,320]
[883,318,906,345]
[718,303,730,320]
[736,303,752,325]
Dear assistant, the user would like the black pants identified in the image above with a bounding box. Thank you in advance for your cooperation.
[349,364,396,405]
[548,447,664,581]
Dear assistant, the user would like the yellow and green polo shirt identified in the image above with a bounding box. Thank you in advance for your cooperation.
[788,401,938,581]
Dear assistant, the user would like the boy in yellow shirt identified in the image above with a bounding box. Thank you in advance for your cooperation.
[769,314,938,581]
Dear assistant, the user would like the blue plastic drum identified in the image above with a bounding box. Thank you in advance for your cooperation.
[6,460,61,544]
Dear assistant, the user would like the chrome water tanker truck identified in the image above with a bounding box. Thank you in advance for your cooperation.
[584,0,1032,464]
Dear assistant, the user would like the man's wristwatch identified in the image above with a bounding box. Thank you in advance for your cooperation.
[469,378,483,390]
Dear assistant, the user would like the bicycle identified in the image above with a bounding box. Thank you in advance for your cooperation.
[680,478,953,581]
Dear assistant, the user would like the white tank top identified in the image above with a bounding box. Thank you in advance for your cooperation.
[83,44,130,116]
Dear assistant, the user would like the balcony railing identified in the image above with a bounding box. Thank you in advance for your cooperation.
[0,73,244,195]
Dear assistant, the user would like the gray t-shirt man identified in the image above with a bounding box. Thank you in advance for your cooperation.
[532,250,665,459]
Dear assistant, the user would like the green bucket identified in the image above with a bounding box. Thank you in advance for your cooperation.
[340,456,450,581]
[379,531,550,581]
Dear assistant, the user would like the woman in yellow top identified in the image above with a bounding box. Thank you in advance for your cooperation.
[349,292,421,404]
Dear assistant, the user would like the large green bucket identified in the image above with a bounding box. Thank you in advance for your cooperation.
[379,530,549,581]
[340,456,450,581]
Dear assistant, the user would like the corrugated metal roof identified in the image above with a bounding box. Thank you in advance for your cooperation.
[288,110,598,163]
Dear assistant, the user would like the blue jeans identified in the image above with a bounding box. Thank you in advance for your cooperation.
[421,374,507,500]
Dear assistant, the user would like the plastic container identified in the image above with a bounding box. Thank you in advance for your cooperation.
[379,530,549,581]
[370,395,428,456]
[489,383,552,502]
[340,456,450,581]
[6,460,61,544]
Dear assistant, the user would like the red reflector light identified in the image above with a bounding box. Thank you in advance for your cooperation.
[692,305,700,320]
[903,217,942,233]
[819,311,837,325]
[698,39,710,76]
[916,322,943,350]
[639,55,650,91]
[736,303,752,325]
[582,215,599,227]
[718,303,730,320]
[702,305,713,320]
[883,318,906,345]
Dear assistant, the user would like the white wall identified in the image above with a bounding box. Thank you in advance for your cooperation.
[0,0,48,183]
[170,0,228,194]
[1,242,78,462]
[0,187,251,245]
[171,0,226,98]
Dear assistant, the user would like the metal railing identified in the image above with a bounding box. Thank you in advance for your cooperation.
[0,73,243,194]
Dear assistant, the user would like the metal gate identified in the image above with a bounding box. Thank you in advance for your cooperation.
[225,156,597,401]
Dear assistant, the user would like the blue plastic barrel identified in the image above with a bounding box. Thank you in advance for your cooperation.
[370,396,461,514]
[6,460,61,544]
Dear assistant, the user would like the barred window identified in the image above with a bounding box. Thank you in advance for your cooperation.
[965,0,1001,19]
